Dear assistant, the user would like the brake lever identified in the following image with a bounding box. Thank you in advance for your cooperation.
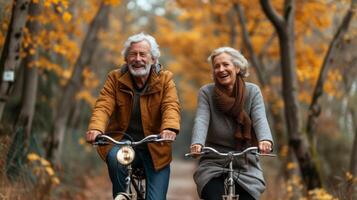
[93,136,110,146]
[92,140,109,146]
[252,151,277,157]
[156,138,174,142]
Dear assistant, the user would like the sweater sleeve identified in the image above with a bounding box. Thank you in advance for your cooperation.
[191,86,211,146]
[250,85,273,143]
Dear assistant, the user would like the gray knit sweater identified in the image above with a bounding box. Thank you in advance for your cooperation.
[191,82,273,200]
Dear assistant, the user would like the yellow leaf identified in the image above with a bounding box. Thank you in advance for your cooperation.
[104,0,121,6]
[62,12,72,23]
[45,166,55,176]
[345,171,353,181]
[27,153,40,161]
[286,162,297,170]
[40,158,51,167]
[79,137,86,145]
[62,69,72,79]
[56,6,63,13]
[29,48,36,55]
[51,177,60,185]
[62,0,69,9]
[279,145,288,157]
[44,1,51,7]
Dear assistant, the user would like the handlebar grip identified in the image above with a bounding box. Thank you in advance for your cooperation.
[93,140,109,146]
[184,153,199,159]
[184,151,207,159]
[93,135,109,146]
[184,153,193,157]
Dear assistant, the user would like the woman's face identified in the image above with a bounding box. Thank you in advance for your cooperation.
[212,53,240,88]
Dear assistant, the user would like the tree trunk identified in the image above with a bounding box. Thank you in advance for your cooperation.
[45,2,110,166]
[306,0,356,153]
[260,0,322,189]
[350,109,357,174]
[346,108,357,199]
[5,0,40,180]
[228,9,237,48]
[0,0,30,120]
[233,3,267,86]
[234,2,296,186]
[16,63,38,140]
[16,0,40,152]
[68,100,85,130]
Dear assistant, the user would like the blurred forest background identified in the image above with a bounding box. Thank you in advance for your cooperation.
[0,0,356,199]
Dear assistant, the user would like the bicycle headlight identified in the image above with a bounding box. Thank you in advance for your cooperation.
[116,146,135,165]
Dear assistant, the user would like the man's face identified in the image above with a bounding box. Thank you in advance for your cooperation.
[126,40,154,77]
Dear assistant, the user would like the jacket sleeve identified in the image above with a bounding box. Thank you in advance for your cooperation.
[88,71,117,133]
[160,71,181,133]
[250,84,273,144]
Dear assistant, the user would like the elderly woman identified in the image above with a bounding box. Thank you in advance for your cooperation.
[190,47,273,200]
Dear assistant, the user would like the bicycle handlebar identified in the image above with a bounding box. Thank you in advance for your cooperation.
[185,146,276,158]
[93,134,171,146]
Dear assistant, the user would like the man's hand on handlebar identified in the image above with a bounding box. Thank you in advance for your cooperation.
[86,130,102,143]
[160,129,176,141]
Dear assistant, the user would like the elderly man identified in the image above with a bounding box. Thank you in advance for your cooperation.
[86,33,181,199]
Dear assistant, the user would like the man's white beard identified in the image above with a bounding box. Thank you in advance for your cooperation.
[128,63,151,77]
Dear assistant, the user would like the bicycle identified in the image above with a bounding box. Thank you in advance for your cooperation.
[185,146,275,200]
[94,134,169,200]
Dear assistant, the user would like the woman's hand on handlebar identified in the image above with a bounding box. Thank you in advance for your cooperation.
[259,140,273,154]
[86,130,102,143]
[190,144,203,157]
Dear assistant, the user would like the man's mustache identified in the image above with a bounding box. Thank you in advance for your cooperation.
[130,61,146,67]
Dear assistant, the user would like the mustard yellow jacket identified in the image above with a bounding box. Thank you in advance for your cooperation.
[88,65,181,171]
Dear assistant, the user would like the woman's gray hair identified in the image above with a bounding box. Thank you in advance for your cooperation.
[121,33,161,63]
[208,47,249,77]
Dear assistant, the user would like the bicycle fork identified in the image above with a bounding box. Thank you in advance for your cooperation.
[125,165,132,195]
[222,155,239,200]
[115,165,135,200]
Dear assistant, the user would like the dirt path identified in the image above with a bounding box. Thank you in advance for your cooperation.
[81,159,199,200]
[167,160,199,200]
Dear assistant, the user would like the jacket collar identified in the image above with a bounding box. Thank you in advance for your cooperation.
[118,64,162,94]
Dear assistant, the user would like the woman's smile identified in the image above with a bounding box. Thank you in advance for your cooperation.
[213,53,240,89]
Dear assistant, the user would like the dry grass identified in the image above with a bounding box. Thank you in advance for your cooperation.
[0,133,56,200]
[0,134,31,200]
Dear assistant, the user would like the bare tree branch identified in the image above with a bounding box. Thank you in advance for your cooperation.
[233,3,267,86]
[45,2,111,166]
[260,0,284,29]
[260,0,322,189]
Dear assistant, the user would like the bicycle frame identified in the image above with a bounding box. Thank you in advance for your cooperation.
[186,146,275,200]
[131,168,146,199]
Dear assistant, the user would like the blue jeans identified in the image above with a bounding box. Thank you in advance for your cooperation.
[106,145,170,200]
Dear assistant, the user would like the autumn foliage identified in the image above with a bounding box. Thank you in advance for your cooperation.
[0,0,356,199]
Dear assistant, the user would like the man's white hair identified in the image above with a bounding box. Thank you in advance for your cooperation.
[121,33,160,64]
[208,47,249,77]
